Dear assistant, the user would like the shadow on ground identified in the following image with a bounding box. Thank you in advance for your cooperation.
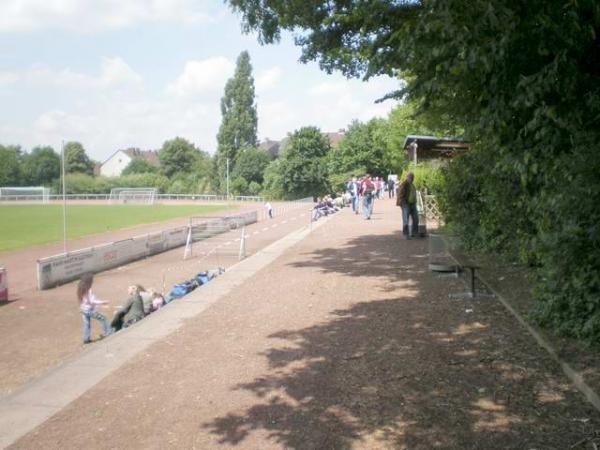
[204,231,598,449]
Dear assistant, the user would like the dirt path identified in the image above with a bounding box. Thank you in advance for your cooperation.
[8,198,600,449]
[0,201,310,395]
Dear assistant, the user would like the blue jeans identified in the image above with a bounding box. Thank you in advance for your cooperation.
[363,194,373,219]
[81,309,112,342]
[351,195,359,213]
[402,203,419,237]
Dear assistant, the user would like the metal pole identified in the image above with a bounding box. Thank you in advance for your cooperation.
[410,140,418,168]
[226,157,230,200]
[61,140,67,254]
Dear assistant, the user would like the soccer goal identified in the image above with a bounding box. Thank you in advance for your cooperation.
[109,187,157,204]
[183,216,248,262]
[0,186,51,203]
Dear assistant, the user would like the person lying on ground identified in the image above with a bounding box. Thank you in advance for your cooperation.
[151,291,165,311]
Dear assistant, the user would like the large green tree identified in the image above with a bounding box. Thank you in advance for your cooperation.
[329,119,390,178]
[279,126,330,199]
[0,145,24,186]
[158,137,200,178]
[121,159,158,176]
[22,146,61,185]
[231,147,271,185]
[215,51,258,191]
[227,0,600,342]
[64,141,94,175]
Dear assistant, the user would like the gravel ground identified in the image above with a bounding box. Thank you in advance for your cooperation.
[0,201,310,395]
[8,199,600,449]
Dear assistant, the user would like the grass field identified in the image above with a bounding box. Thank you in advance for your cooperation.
[0,204,234,252]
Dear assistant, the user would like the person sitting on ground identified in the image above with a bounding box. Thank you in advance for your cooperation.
[112,285,146,330]
[135,285,154,315]
[333,194,345,209]
[312,198,328,220]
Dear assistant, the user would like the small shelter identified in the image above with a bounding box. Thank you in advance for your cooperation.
[403,135,469,164]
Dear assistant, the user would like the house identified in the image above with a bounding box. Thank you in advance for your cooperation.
[258,139,281,159]
[324,129,345,148]
[100,148,160,177]
[403,135,469,164]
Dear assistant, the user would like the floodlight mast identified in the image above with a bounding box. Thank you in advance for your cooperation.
[61,140,67,253]
[226,157,230,200]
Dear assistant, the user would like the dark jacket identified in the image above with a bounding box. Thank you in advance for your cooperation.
[396,180,415,207]
[121,294,145,325]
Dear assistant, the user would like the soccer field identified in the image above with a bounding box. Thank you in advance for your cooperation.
[0,204,234,252]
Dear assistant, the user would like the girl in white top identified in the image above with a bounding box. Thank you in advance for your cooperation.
[77,273,112,344]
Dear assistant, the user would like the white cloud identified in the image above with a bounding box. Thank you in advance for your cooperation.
[0,0,214,32]
[308,81,349,97]
[13,57,143,89]
[256,75,399,143]
[0,71,19,85]
[167,57,234,97]
[100,57,143,86]
[256,67,282,93]
[2,57,399,162]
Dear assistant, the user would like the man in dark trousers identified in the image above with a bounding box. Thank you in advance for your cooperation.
[387,177,396,198]
[396,172,419,239]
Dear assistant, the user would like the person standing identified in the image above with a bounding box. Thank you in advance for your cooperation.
[265,201,273,219]
[388,178,396,198]
[360,174,375,220]
[397,172,419,238]
[347,177,360,214]
[77,273,113,344]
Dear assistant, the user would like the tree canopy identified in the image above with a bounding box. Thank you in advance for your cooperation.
[0,145,24,187]
[278,126,331,199]
[231,147,271,185]
[215,50,258,191]
[22,146,60,186]
[227,0,600,342]
[159,137,200,178]
[121,158,158,176]
[64,141,94,175]
[328,119,390,179]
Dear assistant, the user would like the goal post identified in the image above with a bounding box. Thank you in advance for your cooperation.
[109,187,157,204]
[183,215,250,261]
[0,186,51,203]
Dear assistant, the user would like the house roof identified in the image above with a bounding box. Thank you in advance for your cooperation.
[325,130,345,148]
[122,148,160,166]
[100,148,160,167]
[402,135,470,154]
[258,130,345,158]
[259,139,281,158]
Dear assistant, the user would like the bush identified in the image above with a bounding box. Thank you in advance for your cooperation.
[400,162,446,195]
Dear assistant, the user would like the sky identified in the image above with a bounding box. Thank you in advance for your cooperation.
[0,0,400,162]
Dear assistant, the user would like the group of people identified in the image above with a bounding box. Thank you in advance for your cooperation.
[312,195,342,221]
[346,172,420,238]
[77,268,224,344]
[346,174,387,220]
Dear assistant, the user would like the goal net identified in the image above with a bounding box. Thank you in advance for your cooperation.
[0,186,51,203]
[109,187,157,204]
[183,215,253,261]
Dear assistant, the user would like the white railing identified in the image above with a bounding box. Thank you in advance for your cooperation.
[423,194,443,223]
[0,193,268,203]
